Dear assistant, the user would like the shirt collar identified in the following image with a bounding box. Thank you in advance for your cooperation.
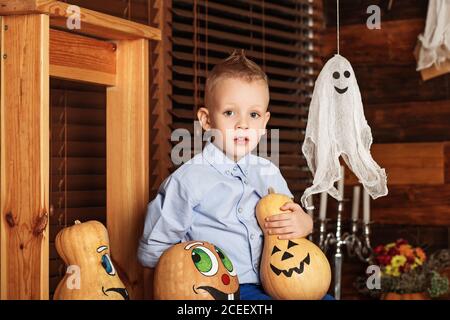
[202,141,251,177]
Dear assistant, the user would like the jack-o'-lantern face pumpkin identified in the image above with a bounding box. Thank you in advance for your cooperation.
[256,189,331,300]
[154,241,240,300]
[269,240,310,277]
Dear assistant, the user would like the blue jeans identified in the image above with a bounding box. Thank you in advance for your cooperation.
[240,284,335,300]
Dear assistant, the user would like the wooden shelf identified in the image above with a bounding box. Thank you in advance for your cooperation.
[0,0,161,41]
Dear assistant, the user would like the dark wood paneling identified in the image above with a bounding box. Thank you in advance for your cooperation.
[355,64,450,105]
[322,19,424,65]
[366,100,450,143]
[321,0,450,300]
[323,0,428,27]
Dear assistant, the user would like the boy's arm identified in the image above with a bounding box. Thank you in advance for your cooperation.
[137,175,197,269]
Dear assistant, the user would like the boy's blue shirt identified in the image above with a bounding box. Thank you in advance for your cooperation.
[137,141,294,284]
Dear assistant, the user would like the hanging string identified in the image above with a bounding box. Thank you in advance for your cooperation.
[336,0,340,55]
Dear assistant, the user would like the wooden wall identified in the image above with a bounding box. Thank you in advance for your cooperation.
[321,0,450,299]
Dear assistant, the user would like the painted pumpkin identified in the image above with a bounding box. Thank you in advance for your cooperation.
[154,241,240,300]
[256,188,331,300]
[54,220,129,300]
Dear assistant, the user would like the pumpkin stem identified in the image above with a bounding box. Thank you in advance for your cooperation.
[74,220,81,225]
[268,187,275,194]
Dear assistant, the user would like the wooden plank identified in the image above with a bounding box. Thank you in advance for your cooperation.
[371,185,450,226]
[323,0,428,27]
[52,0,148,22]
[49,29,116,86]
[0,0,53,14]
[0,14,49,299]
[106,38,149,300]
[354,64,450,105]
[365,100,450,143]
[321,19,425,65]
[344,142,448,186]
[0,0,161,41]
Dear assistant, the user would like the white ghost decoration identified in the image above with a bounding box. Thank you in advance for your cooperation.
[300,54,388,209]
[416,0,450,71]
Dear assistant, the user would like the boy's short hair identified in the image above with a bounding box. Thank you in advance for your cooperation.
[204,49,269,109]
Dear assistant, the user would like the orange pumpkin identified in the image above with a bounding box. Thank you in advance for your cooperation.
[382,292,429,300]
[154,241,240,300]
[54,220,129,300]
[256,188,331,300]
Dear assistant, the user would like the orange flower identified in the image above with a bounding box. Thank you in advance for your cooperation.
[399,244,414,257]
[415,248,426,262]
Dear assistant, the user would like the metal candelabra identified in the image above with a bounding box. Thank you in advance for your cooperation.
[311,197,374,300]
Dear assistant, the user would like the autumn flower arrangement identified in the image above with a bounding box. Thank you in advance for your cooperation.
[374,238,426,277]
[355,239,449,299]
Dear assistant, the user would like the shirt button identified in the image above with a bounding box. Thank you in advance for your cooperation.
[244,180,248,184]
[238,207,243,213]
[245,170,248,175]
[254,263,259,269]
[225,170,230,175]
[250,233,255,240]
[233,166,238,171]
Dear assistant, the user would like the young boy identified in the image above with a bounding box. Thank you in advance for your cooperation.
[138,50,324,300]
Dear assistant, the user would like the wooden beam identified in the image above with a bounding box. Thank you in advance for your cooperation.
[49,28,116,86]
[0,0,54,14]
[321,19,425,65]
[0,14,50,299]
[320,185,450,226]
[354,63,449,105]
[364,100,450,143]
[344,142,449,186]
[371,184,450,226]
[106,39,149,300]
[0,0,161,41]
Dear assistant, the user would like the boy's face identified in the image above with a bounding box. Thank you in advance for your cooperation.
[198,78,270,161]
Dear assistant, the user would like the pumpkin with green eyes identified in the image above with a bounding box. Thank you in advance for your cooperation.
[154,241,240,300]
[53,220,129,300]
[256,188,331,300]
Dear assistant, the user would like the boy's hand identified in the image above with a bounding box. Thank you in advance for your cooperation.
[264,202,313,240]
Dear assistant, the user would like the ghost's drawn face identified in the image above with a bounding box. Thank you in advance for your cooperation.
[333,69,351,94]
